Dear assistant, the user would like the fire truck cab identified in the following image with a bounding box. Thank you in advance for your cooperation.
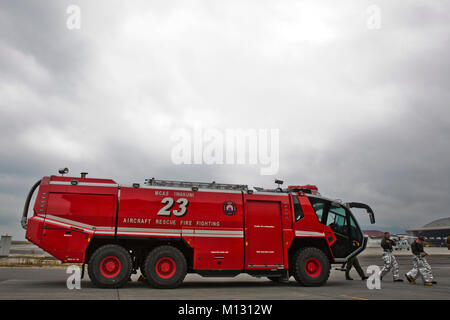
[22,171,375,288]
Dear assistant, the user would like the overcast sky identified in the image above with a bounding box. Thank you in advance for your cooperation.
[1,1,449,240]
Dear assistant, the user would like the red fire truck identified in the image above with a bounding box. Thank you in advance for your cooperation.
[22,171,375,288]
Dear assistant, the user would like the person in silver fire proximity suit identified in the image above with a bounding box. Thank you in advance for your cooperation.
[405,236,436,286]
[378,232,403,282]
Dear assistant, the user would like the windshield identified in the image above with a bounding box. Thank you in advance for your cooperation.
[308,197,327,223]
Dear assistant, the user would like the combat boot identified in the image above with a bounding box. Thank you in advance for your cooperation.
[405,274,416,284]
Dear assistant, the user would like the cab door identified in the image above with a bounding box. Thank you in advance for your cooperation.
[308,197,363,259]
[324,203,363,258]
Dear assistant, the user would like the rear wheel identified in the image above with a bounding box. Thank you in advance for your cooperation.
[292,247,330,287]
[144,245,187,289]
[88,244,132,288]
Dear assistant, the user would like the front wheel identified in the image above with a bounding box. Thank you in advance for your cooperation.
[88,244,132,288]
[144,245,187,289]
[292,247,330,287]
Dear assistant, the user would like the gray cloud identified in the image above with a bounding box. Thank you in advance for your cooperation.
[1,1,449,239]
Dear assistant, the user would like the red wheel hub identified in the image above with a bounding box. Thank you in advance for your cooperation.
[155,257,176,279]
[305,257,322,277]
[100,256,121,278]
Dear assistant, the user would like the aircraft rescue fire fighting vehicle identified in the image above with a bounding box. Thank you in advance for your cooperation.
[22,170,375,288]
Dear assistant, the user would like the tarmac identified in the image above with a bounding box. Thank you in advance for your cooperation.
[0,247,449,300]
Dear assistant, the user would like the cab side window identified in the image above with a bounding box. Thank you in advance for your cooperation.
[292,195,304,222]
[349,214,363,243]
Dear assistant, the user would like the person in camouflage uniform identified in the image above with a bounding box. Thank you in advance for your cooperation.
[378,232,403,282]
[405,236,436,286]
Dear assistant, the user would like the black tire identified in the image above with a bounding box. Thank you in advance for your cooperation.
[144,245,187,289]
[292,247,330,287]
[88,244,132,288]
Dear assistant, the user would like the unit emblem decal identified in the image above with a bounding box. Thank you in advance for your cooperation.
[223,201,237,215]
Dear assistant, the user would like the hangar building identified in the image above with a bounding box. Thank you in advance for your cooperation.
[406,217,450,247]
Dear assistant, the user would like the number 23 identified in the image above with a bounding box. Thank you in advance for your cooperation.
[157,197,189,217]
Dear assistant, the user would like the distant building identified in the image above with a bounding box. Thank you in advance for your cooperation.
[363,230,384,247]
[406,217,450,247]
[363,230,384,238]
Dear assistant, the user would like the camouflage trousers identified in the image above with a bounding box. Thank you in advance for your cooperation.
[406,256,434,283]
[379,251,400,280]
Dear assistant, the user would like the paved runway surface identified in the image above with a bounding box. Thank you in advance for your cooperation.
[0,255,449,300]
